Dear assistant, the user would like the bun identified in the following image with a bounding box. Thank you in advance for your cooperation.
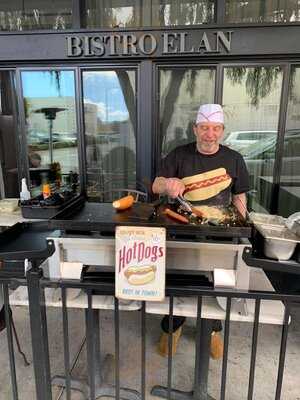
[182,168,232,201]
[124,265,156,285]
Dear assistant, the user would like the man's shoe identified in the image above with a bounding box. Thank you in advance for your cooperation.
[210,331,224,360]
[0,306,6,332]
[158,326,182,357]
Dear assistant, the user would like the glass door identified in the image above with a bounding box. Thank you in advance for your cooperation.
[278,65,300,216]
[0,70,19,198]
[158,66,216,158]
[20,70,79,195]
[82,68,137,199]
[222,65,284,212]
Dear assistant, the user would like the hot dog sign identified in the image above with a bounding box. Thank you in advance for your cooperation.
[115,226,166,301]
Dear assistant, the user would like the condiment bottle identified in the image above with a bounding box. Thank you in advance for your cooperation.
[42,183,51,199]
[20,178,31,201]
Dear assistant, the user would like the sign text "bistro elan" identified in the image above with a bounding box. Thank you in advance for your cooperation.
[66,31,233,57]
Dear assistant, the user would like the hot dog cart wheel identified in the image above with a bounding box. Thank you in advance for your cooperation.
[242,247,300,275]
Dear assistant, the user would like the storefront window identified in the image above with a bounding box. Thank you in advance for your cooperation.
[0,0,72,31]
[159,67,215,157]
[86,0,141,28]
[278,66,300,217]
[21,70,79,195]
[222,66,283,212]
[82,69,136,199]
[0,71,19,198]
[85,0,215,28]
[151,0,215,26]
[225,0,300,23]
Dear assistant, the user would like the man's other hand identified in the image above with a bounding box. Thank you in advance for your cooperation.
[152,177,185,198]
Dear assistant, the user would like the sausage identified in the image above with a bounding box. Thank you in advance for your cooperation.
[112,195,134,210]
[164,208,189,224]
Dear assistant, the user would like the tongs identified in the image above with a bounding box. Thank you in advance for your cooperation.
[176,196,204,218]
[176,195,193,213]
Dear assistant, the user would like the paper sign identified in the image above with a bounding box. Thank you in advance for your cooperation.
[115,226,166,301]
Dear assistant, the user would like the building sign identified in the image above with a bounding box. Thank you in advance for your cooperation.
[66,30,233,58]
[115,226,166,301]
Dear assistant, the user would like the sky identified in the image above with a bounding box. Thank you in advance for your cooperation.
[21,70,132,122]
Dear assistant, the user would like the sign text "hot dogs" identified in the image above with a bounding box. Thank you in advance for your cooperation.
[118,243,164,273]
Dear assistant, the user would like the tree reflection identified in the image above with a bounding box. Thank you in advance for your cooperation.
[225,66,282,106]
[158,0,215,25]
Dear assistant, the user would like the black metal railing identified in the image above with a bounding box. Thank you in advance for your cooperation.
[1,271,299,400]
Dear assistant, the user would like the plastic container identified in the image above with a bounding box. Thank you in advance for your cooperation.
[256,224,300,260]
[20,178,31,201]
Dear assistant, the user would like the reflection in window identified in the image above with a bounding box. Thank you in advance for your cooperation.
[222,66,283,212]
[225,0,300,23]
[85,0,215,28]
[82,70,136,199]
[159,68,215,158]
[0,0,72,31]
[86,0,141,28]
[278,67,300,217]
[21,71,79,195]
[0,71,19,198]
[152,0,215,26]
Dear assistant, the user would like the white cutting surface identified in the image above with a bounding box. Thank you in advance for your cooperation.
[145,268,286,325]
[9,269,286,325]
[0,209,39,226]
[9,285,141,311]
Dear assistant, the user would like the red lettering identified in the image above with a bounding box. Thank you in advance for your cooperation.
[159,247,164,257]
[138,243,145,262]
[126,248,133,265]
[145,246,151,259]
[119,246,126,272]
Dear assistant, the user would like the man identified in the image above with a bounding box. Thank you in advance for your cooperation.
[152,104,250,357]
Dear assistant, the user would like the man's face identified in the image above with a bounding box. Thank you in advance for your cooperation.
[193,122,224,154]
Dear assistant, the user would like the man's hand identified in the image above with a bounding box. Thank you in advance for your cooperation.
[152,177,185,198]
[232,193,247,219]
[165,178,185,198]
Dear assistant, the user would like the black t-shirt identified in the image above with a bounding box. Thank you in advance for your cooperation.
[159,142,250,206]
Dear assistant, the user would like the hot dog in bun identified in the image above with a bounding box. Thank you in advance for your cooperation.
[124,265,156,285]
[182,168,232,201]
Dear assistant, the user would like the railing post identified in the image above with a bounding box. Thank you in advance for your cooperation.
[26,266,52,400]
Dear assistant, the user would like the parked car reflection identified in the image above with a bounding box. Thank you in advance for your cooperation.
[27,131,77,146]
[223,130,277,152]
[238,130,300,177]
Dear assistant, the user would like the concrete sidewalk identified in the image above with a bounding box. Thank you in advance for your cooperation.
[0,304,299,400]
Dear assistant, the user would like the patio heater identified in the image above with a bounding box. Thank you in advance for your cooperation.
[34,107,66,164]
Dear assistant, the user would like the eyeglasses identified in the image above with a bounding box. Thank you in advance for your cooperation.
[197,125,223,133]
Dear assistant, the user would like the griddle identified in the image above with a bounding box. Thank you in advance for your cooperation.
[49,199,252,240]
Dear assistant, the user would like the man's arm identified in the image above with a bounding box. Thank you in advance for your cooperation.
[152,177,185,198]
[232,192,247,219]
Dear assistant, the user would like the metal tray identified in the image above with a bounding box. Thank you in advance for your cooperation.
[256,224,300,260]
[20,193,83,219]
[49,201,252,240]
[243,246,300,275]
[0,222,55,262]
